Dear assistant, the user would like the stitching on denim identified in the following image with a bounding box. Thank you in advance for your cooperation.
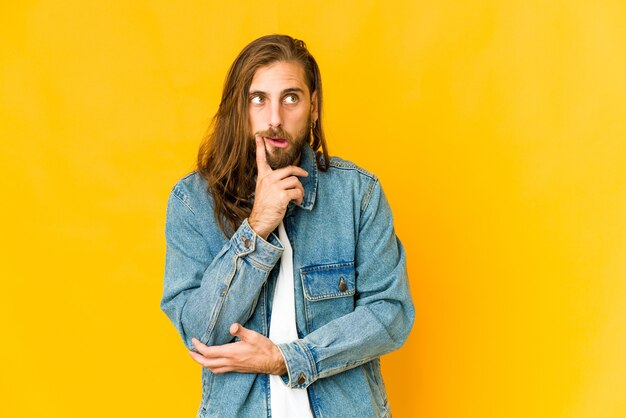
[245,254,276,272]
[172,185,195,214]
[328,158,377,181]
[201,369,215,417]
[304,289,356,302]
[275,344,294,386]
[180,170,198,180]
[300,262,356,300]
[202,254,238,343]
[298,340,319,385]
[318,355,378,379]
[300,261,355,273]
[304,159,318,208]
[361,177,378,213]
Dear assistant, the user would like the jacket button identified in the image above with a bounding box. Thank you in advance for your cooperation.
[338,277,348,292]
[243,238,251,248]
[297,372,306,385]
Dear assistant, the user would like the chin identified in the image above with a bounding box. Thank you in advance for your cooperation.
[268,154,298,169]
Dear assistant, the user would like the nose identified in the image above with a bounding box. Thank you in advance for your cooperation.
[268,101,283,128]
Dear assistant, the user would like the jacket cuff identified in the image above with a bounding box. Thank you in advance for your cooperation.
[276,340,318,389]
[231,218,283,271]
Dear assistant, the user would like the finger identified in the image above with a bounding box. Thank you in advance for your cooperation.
[285,188,305,206]
[191,337,213,356]
[270,165,308,180]
[188,350,212,366]
[277,180,305,205]
[277,176,304,191]
[188,350,230,369]
[210,367,235,374]
[192,338,228,358]
[294,185,305,205]
[255,137,272,178]
[230,323,258,342]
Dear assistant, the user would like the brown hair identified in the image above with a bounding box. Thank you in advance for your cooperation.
[197,34,329,237]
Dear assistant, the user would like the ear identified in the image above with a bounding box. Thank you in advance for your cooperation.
[310,90,319,124]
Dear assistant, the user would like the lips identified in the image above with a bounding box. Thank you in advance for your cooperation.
[264,137,289,149]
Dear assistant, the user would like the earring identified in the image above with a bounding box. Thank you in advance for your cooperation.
[309,120,315,143]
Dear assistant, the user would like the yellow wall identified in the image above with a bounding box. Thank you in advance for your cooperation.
[2,1,625,417]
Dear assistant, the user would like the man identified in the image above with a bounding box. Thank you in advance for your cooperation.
[161,34,414,418]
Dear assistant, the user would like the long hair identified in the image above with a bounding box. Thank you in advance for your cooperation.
[197,34,329,237]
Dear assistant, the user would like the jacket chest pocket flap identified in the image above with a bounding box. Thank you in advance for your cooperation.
[300,261,356,331]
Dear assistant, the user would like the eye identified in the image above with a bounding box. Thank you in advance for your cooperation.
[250,95,264,105]
[283,94,298,104]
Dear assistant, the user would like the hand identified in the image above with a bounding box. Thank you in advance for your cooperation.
[248,137,308,240]
[188,323,287,375]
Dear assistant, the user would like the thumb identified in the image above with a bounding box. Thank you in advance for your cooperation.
[230,323,255,341]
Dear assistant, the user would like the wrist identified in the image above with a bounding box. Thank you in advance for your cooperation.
[272,344,288,376]
[248,216,270,240]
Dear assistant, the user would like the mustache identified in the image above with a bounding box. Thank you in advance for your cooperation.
[255,127,292,140]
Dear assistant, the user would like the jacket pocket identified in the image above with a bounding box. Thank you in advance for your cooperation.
[300,261,355,332]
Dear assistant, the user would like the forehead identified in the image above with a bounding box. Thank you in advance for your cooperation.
[249,61,308,93]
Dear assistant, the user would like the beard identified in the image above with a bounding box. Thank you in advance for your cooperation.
[252,118,310,169]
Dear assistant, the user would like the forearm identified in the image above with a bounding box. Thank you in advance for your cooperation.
[161,217,283,349]
[189,323,288,375]
[277,280,414,388]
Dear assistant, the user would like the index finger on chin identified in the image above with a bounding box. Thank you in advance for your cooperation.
[255,136,271,177]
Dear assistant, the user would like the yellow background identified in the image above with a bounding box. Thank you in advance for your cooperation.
[1,1,625,417]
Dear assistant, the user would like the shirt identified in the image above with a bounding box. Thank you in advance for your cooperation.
[268,222,314,417]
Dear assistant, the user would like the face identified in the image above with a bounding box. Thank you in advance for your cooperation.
[248,61,318,169]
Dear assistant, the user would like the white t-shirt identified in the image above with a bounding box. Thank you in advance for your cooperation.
[268,222,314,418]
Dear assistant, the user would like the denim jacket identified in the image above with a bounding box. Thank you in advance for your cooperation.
[161,143,415,418]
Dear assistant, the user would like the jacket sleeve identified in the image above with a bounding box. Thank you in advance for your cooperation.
[276,179,415,388]
[160,182,283,350]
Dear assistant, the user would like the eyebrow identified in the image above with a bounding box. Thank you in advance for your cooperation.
[248,87,306,96]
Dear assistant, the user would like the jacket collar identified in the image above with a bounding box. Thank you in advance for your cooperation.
[296,143,318,211]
